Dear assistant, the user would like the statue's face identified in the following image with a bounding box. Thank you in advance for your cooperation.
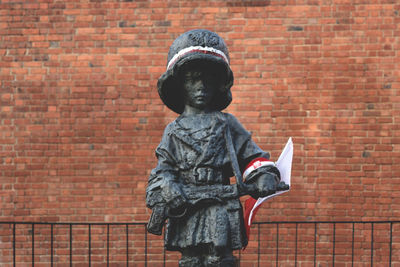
[181,66,220,111]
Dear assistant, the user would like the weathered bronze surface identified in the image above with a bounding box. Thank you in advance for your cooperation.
[146,29,287,267]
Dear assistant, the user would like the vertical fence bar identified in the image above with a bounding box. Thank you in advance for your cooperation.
[351,222,354,267]
[144,225,147,267]
[51,224,54,267]
[107,224,109,267]
[126,224,129,267]
[295,223,298,267]
[163,230,166,267]
[32,223,34,267]
[88,224,91,266]
[371,223,374,267]
[332,222,336,267]
[238,247,241,267]
[257,223,260,267]
[314,222,317,267]
[389,222,393,267]
[70,224,72,267]
[13,223,16,267]
[163,245,166,267]
[276,223,279,267]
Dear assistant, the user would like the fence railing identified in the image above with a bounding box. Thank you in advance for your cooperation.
[0,220,399,266]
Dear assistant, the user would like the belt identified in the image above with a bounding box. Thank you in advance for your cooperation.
[180,167,224,185]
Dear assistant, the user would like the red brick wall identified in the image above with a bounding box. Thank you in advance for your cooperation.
[1,0,399,265]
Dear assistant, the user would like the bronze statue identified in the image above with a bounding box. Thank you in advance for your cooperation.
[146,29,288,267]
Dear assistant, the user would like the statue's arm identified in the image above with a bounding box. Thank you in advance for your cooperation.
[225,113,285,198]
[146,124,188,235]
[146,123,187,212]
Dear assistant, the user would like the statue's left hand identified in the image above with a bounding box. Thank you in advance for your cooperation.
[252,172,278,198]
[276,181,290,191]
[243,174,290,199]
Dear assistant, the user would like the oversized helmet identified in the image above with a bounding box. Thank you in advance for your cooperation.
[157,29,234,114]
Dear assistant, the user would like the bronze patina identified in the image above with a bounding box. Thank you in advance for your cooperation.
[146,29,288,267]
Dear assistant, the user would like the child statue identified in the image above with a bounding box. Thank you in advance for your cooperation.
[146,29,288,267]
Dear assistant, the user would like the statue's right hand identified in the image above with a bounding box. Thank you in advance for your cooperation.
[161,180,188,218]
[167,194,188,218]
[161,180,186,203]
[169,194,187,210]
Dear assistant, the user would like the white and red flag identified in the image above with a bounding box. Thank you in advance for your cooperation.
[243,138,293,241]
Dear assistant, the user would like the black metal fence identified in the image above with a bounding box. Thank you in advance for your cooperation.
[0,220,399,266]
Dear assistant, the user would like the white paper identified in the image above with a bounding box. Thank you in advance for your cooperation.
[247,137,293,225]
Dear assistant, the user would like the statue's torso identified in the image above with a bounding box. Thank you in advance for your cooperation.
[170,112,231,185]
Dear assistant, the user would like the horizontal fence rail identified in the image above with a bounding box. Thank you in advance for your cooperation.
[0,221,399,266]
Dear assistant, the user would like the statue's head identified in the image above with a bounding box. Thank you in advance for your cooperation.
[157,29,234,114]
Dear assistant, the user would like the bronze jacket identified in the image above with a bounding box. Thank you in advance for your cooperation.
[146,111,269,251]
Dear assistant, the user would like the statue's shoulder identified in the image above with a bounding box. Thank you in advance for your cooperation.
[220,112,251,138]
[220,112,242,128]
[161,117,195,140]
[162,118,179,133]
[158,119,179,145]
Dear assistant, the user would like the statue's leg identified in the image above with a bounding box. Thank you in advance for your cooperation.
[220,255,237,267]
[203,247,237,267]
[179,255,202,267]
[179,246,237,267]
[203,255,236,267]
[179,248,203,267]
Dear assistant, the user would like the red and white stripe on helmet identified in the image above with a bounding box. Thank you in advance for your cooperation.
[167,46,230,71]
